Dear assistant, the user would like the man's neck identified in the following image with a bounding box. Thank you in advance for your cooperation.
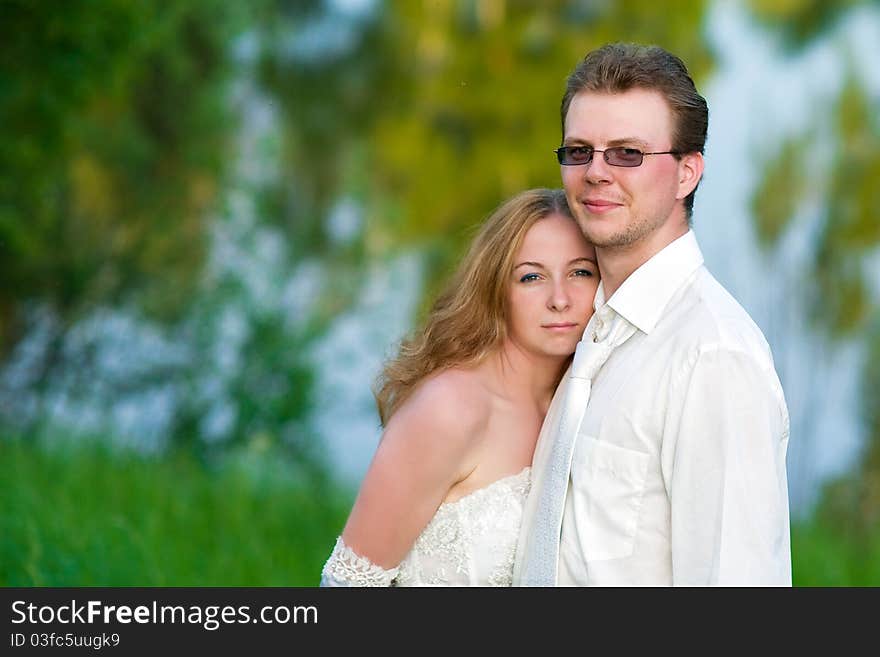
[597,220,690,299]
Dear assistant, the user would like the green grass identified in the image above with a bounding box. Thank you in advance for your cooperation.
[3,440,878,586]
[0,439,353,586]
[791,516,880,586]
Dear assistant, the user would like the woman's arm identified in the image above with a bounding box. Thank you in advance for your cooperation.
[321,372,488,585]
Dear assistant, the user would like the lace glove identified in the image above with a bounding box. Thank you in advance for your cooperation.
[320,536,400,587]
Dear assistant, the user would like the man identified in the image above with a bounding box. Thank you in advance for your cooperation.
[514,43,791,586]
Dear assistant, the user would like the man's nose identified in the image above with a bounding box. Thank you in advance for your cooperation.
[584,151,613,184]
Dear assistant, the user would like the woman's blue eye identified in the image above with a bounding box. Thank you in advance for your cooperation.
[574,269,594,277]
[519,273,540,283]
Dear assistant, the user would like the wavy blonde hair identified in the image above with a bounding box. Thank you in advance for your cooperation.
[375,188,574,424]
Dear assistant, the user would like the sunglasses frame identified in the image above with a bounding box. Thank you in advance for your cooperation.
[555,146,679,167]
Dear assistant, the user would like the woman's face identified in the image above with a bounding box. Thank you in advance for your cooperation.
[506,213,599,361]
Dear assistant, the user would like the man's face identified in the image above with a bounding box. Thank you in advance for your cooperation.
[560,88,701,250]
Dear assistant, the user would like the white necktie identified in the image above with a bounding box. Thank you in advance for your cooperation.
[519,313,636,585]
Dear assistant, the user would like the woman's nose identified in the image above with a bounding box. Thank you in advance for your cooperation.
[548,282,571,311]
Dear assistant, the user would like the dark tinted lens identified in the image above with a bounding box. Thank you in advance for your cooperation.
[557,146,593,165]
[606,147,644,167]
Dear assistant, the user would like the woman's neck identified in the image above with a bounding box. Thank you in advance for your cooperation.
[480,341,569,415]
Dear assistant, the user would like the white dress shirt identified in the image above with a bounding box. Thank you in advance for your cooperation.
[516,230,791,586]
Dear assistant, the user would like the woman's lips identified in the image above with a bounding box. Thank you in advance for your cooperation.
[543,323,578,332]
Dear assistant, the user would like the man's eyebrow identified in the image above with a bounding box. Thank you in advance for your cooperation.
[562,137,649,148]
[606,137,649,148]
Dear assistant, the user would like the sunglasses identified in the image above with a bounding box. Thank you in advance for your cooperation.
[555,146,679,167]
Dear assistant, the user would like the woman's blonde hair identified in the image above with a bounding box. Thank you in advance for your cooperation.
[375,188,574,424]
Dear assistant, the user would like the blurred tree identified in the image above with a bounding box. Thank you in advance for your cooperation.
[748,0,867,49]
[258,0,713,307]
[368,0,713,302]
[808,75,880,537]
[0,0,251,355]
[750,1,880,541]
[4,0,876,505]
[251,0,397,322]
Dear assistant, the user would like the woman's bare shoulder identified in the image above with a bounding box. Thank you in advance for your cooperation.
[388,366,492,451]
[409,367,491,421]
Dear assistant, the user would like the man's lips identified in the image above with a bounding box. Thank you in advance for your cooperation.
[583,198,623,213]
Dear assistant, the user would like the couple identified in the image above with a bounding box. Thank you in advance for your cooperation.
[322,43,791,586]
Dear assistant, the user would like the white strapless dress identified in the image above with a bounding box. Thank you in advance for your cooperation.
[321,467,531,587]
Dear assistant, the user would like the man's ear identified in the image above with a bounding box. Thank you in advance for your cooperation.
[676,152,704,200]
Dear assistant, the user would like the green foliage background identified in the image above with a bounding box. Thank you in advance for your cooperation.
[1,0,877,585]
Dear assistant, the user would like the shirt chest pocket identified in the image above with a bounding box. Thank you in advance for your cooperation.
[570,436,649,562]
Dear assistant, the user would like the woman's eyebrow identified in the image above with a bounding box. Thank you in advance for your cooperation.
[514,261,545,269]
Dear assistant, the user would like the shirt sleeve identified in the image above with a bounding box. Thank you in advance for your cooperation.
[663,345,791,586]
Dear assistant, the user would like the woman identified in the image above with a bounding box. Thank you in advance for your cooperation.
[321,188,599,586]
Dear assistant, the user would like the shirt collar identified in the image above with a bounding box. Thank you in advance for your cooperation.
[596,230,705,335]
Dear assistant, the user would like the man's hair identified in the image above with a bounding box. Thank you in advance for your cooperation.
[374,188,574,425]
[561,42,708,217]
